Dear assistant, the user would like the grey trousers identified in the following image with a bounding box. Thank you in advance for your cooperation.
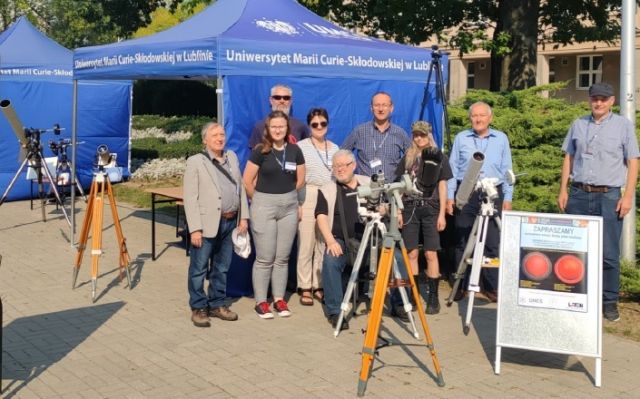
[250,190,298,303]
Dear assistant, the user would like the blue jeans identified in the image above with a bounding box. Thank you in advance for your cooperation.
[566,185,622,304]
[322,239,349,316]
[188,218,236,310]
[322,239,409,316]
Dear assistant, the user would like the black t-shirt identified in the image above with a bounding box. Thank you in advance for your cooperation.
[315,182,364,240]
[249,143,305,194]
[395,151,453,210]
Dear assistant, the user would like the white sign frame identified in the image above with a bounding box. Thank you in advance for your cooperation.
[495,211,602,387]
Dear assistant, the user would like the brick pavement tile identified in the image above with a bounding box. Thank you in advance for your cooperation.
[2,200,640,398]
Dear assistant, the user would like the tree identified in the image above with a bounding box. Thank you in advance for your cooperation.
[0,0,166,48]
[302,0,633,91]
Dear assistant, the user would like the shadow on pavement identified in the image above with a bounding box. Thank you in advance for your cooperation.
[1,301,125,398]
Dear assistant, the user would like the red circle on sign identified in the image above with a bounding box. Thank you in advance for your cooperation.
[554,254,585,284]
[522,252,552,281]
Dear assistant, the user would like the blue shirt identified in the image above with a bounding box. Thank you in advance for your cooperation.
[562,112,640,187]
[341,120,411,178]
[447,128,514,201]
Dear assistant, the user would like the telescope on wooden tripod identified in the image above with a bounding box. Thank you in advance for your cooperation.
[73,145,132,301]
[354,174,444,396]
[0,99,71,225]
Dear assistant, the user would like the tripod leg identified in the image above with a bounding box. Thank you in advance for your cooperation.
[40,153,71,226]
[391,255,419,339]
[398,245,446,387]
[357,246,394,397]
[36,166,47,222]
[90,179,106,302]
[335,221,375,337]
[73,179,97,288]
[0,157,31,206]
[464,215,490,335]
[75,172,87,202]
[366,222,383,302]
[106,180,132,289]
[446,216,480,305]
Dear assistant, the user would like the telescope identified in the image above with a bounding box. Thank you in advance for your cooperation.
[415,146,443,197]
[95,144,113,167]
[354,174,418,214]
[0,99,64,162]
[455,152,484,209]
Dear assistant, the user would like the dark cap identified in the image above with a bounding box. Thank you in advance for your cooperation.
[589,82,614,98]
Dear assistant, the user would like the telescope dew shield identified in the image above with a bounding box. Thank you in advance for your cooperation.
[0,99,28,161]
[455,151,484,210]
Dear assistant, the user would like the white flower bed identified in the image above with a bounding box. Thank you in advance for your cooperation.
[130,158,186,180]
[131,127,193,142]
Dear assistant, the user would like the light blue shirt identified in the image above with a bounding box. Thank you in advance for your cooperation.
[447,128,514,201]
[562,112,640,187]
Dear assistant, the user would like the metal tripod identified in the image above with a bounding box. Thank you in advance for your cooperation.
[446,193,501,335]
[420,45,451,149]
[357,199,444,396]
[73,170,132,302]
[334,210,418,338]
[0,147,71,225]
[52,147,86,204]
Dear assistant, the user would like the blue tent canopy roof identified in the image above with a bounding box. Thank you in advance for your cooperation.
[0,16,72,80]
[73,0,438,82]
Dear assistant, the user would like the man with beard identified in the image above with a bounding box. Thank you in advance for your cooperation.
[248,84,310,148]
[316,150,411,330]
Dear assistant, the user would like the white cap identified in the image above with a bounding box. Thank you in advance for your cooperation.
[232,228,251,259]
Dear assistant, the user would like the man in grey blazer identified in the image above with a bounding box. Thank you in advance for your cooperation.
[184,122,249,327]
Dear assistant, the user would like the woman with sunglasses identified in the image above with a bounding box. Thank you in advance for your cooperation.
[243,110,306,319]
[295,108,340,306]
[395,121,452,315]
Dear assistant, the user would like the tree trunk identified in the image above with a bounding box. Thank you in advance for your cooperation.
[490,0,539,91]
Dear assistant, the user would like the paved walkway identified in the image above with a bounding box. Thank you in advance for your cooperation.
[1,198,639,398]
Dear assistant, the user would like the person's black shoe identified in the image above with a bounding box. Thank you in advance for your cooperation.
[390,305,410,322]
[329,314,349,330]
[603,302,620,322]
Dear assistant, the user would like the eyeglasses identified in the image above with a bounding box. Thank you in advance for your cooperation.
[332,161,353,170]
[271,95,292,101]
[310,121,328,129]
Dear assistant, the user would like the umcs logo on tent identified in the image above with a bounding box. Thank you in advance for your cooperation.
[254,19,371,42]
[255,19,300,36]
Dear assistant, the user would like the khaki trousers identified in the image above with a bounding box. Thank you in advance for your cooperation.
[296,185,324,290]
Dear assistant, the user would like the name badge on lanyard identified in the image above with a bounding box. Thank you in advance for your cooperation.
[370,158,382,169]
[285,161,297,172]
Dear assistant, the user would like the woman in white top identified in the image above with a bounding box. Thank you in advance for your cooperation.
[296,108,340,306]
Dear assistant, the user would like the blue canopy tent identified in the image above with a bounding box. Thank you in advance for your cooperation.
[0,17,132,201]
[73,0,448,295]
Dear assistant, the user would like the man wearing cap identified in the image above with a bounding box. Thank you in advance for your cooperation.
[248,84,310,148]
[184,122,250,327]
[446,101,514,302]
[341,91,411,178]
[558,82,639,322]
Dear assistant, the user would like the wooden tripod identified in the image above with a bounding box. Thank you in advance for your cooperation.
[357,234,445,396]
[73,171,131,301]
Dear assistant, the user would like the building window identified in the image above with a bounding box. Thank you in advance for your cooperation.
[576,55,602,89]
[549,57,556,83]
[467,62,475,89]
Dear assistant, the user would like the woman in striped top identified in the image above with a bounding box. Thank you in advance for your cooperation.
[295,108,340,306]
